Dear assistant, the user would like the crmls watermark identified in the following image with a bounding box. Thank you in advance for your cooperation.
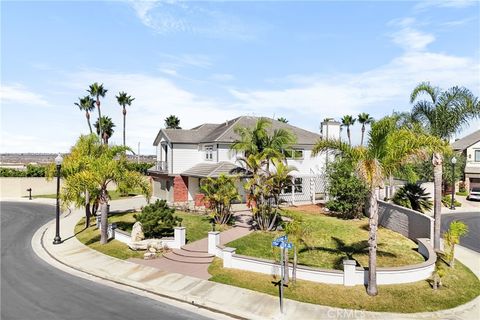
[327,308,365,319]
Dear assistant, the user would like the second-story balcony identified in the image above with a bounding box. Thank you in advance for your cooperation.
[148,161,169,174]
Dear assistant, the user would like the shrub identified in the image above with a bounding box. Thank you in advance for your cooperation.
[0,165,46,177]
[326,158,368,219]
[392,183,432,213]
[124,162,155,175]
[200,174,240,225]
[26,164,46,177]
[0,168,27,177]
[443,221,468,267]
[441,195,461,208]
[133,200,182,238]
[458,181,466,193]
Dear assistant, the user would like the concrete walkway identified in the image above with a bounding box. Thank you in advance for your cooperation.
[128,210,253,280]
[29,197,480,320]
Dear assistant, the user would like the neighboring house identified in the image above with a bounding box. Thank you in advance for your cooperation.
[148,116,340,206]
[452,129,480,191]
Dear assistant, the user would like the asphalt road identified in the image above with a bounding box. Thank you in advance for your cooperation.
[441,211,480,253]
[0,201,212,320]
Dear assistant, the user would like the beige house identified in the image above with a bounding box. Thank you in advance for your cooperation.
[452,129,480,190]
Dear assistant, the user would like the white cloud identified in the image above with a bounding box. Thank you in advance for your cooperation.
[414,0,477,11]
[0,84,49,106]
[210,73,235,82]
[391,27,435,51]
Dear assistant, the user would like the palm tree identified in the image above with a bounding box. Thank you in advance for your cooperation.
[94,116,115,145]
[341,115,356,145]
[165,115,181,129]
[74,96,95,134]
[312,116,445,296]
[392,182,433,213]
[87,83,108,143]
[116,91,135,146]
[277,117,288,123]
[357,113,374,146]
[410,82,479,250]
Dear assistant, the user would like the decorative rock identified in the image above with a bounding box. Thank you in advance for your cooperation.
[143,252,156,260]
[148,246,156,253]
[128,239,163,251]
[131,222,145,242]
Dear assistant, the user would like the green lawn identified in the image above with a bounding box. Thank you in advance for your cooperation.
[208,258,480,313]
[227,210,424,269]
[75,209,228,259]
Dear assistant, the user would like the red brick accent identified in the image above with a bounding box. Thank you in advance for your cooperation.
[194,194,205,206]
[173,175,189,202]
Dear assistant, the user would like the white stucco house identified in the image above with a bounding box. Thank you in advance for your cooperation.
[148,116,340,206]
[452,129,480,191]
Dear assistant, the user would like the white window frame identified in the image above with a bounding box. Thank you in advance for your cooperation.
[475,149,480,162]
[284,149,304,160]
[205,145,214,161]
[282,178,303,194]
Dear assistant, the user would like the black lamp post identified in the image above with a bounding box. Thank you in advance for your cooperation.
[53,153,63,245]
[450,156,457,210]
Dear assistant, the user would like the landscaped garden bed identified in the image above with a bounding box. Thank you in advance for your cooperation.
[226,209,424,269]
[75,209,225,259]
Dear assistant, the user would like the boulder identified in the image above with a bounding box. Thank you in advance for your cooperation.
[131,222,145,242]
[128,239,163,251]
[143,252,156,260]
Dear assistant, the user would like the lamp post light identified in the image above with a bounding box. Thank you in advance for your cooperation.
[53,153,63,245]
[450,156,457,211]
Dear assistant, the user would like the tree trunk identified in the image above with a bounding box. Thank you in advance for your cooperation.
[432,153,443,251]
[99,189,109,244]
[85,190,91,228]
[284,248,289,285]
[347,127,351,145]
[360,125,365,146]
[97,99,103,144]
[367,189,378,296]
[123,108,126,146]
[86,111,93,134]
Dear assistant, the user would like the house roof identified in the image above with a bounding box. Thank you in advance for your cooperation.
[181,161,242,178]
[452,130,480,151]
[153,116,321,146]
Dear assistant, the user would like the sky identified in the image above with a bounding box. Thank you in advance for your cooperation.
[1,0,479,155]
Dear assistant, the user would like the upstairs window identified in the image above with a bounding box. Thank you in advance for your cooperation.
[282,178,303,194]
[205,145,213,161]
[284,149,304,160]
[475,150,480,162]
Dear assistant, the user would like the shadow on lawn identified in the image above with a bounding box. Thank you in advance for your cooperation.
[299,236,397,269]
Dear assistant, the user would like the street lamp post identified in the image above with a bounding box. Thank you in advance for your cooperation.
[450,157,457,211]
[53,153,63,244]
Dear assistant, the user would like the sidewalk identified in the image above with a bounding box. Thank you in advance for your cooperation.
[32,197,480,320]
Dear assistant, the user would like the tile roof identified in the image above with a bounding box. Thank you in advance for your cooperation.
[153,116,321,146]
[181,161,241,178]
[451,130,480,151]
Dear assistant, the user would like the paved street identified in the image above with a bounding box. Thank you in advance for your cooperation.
[441,211,480,253]
[0,201,212,320]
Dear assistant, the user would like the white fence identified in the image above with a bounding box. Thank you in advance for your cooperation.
[279,174,326,205]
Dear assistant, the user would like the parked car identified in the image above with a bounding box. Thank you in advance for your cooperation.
[467,187,480,201]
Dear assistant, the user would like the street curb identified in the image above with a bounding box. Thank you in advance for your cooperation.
[30,200,480,320]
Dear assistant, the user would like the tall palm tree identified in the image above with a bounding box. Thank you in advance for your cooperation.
[87,83,108,143]
[94,116,115,145]
[357,113,374,146]
[410,82,479,250]
[165,115,181,129]
[74,96,95,134]
[116,91,135,146]
[313,116,445,296]
[341,115,356,145]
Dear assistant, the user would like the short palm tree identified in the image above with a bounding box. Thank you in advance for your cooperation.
[410,82,479,250]
[94,116,115,145]
[341,115,356,145]
[392,182,433,213]
[312,116,445,296]
[165,115,181,129]
[116,91,135,146]
[87,83,108,143]
[74,96,95,134]
[357,113,374,146]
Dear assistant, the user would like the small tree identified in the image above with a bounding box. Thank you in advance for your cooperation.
[134,200,182,238]
[284,212,313,284]
[326,158,367,219]
[200,174,240,225]
[392,182,433,213]
[443,221,468,267]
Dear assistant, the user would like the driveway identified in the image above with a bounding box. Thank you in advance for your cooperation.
[0,201,213,320]
[441,211,480,253]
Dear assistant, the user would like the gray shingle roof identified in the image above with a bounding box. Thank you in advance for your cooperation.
[451,130,480,151]
[181,162,240,178]
[153,116,321,146]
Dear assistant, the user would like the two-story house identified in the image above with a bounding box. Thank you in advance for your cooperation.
[148,116,340,205]
[452,129,480,191]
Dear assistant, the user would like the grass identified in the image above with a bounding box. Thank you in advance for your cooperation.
[31,189,143,200]
[208,258,480,313]
[456,191,468,196]
[75,209,229,259]
[227,210,424,269]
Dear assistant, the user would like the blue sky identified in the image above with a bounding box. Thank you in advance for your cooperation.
[1,0,479,154]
